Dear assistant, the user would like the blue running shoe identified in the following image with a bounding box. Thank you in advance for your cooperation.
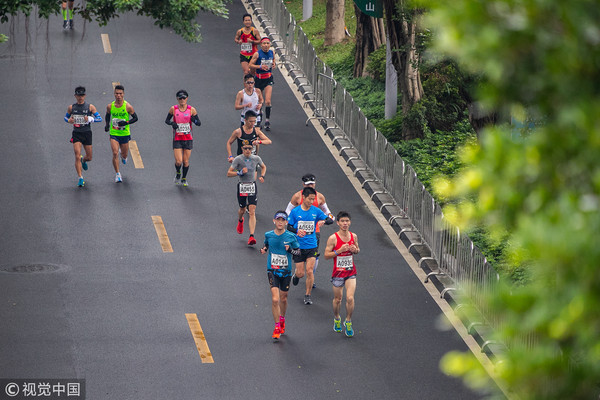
[333,318,342,332]
[77,177,85,187]
[80,156,88,171]
[344,321,354,337]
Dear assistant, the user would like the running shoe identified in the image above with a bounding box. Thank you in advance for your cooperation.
[69,19,73,29]
[264,120,271,131]
[174,175,180,185]
[272,324,281,340]
[312,282,317,289]
[236,217,244,234]
[279,317,285,334]
[181,178,188,187]
[77,177,85,187]
[63,20,68,29]
[304,295,313,305]
[333,317,342,332]
[344,320,354,337]
[292,273,299,286]
[80,155,88,171]
[119,149,127,165]
[115,172,122,183]
[248,236,257,246]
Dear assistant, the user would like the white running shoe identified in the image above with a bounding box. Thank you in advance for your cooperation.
[115,172,122,183]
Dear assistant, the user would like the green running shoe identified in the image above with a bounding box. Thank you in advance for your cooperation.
[344,320,354,337]
[333,318,342,332]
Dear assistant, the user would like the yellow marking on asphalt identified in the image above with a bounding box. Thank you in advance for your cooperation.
[129,140,144,169]
[151,216,173,253]
[186,313,214,363]
[112,81,120,90]
[101,34,112,53]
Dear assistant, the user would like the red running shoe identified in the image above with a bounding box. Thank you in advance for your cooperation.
[248,236,257,246]
[279,317,285,334]
[236,217,244,234]
[272,324,281,340]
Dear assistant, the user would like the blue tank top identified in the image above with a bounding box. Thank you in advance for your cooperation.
[255,49,274,78]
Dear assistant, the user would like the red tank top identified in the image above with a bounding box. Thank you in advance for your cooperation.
[239,28,258,56]
[173,105,193,141]
[332,232,357,278]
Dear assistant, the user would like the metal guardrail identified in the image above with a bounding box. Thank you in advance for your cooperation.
[250,0,503,339]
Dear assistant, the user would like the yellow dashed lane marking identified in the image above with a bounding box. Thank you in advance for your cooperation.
[151,216,173,253]
[101,34,112,53]
[129,140,144,169]
[186,313,214,363]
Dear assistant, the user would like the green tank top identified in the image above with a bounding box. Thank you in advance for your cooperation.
[109,101,130,136]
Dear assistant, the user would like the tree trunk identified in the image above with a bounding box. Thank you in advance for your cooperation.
[324,0,346,46]
[353,4,385,78]
[383,0,424,140]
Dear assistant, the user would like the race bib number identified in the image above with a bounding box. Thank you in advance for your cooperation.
[73,115,86,125]
[241,42,252,53]
[239,182,256,196]
[112,118,125,130]
[270,253,288,269]
[261,59,273,69]
[176,123,191,134]
[297,221,315,234]
[336,255,354,270]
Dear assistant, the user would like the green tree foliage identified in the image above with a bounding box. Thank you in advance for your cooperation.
[0,0,229,42]
[424,0,600,398]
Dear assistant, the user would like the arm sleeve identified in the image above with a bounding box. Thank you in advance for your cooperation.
[128,112,138,125]
[286,223,297,234]
[320,202,332,217]
[105,112,111,130]
[191,114,201,126]
[64,113,71,123]
[93,112,102,122]
[165,113,173,125]
[285,202,295,216]
[324,217,334,225]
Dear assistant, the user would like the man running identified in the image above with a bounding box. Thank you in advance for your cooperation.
[249,37,276,131]
[165,89,201,187]
[64,86,102,187]
[286,173,335,287]
[287,187,334,305]
[61,0,74,29]
[324,211,360,337]
[235,14,261,76]
[104,84,138,183]
[227,140,267,246]
[226,110,271,161]
[235,74,263,127]
[260,211,300,340]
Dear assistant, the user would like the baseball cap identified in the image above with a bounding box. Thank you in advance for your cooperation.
[302,174,316,185]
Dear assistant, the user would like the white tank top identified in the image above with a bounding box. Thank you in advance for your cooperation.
[240,89,261,123]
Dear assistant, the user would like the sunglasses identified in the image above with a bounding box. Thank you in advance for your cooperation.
[177,96,187,100]
[242,146,253,150]
[245,81,255,85]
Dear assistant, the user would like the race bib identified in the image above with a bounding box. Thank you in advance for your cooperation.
[336,255,354,270]
[73,115,86,125]
[239,182,256,196]
[112,118,125,130]
[241,42,252,53]
[297,221,315,234]
[270,253,288,269]
[176,123,191,134]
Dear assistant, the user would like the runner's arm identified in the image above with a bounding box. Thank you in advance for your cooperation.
[285,202,295,216]
[104,105,111,131]
[350,233,360,254]
[255,130,271,145]
[165,112,177,129]
[248,53,260,72]
[323,234,337,260]
[64,105,72,123]
[226,130,239,160]
[234,91,245,110]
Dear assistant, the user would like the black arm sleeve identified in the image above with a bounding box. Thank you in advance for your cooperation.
[165,113,173,125]
[288,247,301,256]
[287,224,297,234]
[324,217,334,225]
[105,112,111,130]
[128,112,138,125]
[191,114,201,126]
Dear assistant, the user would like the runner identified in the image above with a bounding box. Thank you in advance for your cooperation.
[104,84,138,183]
[227,140,266,246]
[61,0,74,30]
[287,187,334,305]
[235,74,263,128]
[260,211,300,340]
[165,89,201,187]
[324,211,360,337]
[64,86,102,187]
[286,173,335,287]
[249,37,276,131]
[226,110,271,161]
[234,14,261,76]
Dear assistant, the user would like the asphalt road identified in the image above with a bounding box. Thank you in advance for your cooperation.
[0,4,488,399]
